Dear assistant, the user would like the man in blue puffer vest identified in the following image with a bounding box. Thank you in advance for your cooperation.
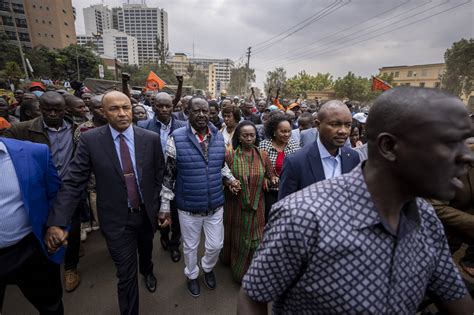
[160,96,240,298]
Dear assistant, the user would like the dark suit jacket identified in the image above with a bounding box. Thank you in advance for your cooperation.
[137,117,186,134]
[242,113,262,125]
[47,125,165,240]
[172,111,187,121]
[278,140,360,200]
[1,138,64,264]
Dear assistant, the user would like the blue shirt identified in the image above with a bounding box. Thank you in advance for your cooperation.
[0,141,32,248]
[44,120,74,179]
[109,125,143,206]
[317,135,341,179]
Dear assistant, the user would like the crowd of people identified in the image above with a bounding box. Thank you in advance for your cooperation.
[0,79,473,315]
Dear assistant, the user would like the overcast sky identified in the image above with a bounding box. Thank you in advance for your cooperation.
[73,0,473,89]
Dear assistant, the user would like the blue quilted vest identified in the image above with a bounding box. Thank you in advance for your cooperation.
[173,123,225,213]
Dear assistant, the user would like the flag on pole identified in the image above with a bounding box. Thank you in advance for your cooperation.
[145,71,166,91]
[371,76,392,91]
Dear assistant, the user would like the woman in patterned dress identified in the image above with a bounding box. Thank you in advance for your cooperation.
[259,112,300,223]
[222,121,278,283]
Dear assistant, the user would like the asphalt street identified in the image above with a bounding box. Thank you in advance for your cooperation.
[3,230,241,315]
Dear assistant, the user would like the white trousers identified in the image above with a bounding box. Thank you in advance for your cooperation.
[178,208,224,280]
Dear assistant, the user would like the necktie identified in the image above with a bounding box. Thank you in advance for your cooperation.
[119,134,141,209]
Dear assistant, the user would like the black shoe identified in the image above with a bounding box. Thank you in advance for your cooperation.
[170,249,181,263]
[144,273,157,293]
[187,278,200,298]
[203,270,216,290]
[160,236,169,251]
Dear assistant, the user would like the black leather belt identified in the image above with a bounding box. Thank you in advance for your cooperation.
[128,204,145,213]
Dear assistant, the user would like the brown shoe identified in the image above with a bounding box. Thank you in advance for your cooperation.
[64,269,81,292]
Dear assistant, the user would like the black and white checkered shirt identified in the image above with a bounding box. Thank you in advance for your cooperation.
[242,164,468,314]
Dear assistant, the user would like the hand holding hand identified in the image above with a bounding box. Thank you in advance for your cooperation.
[229,180,241,195]
[270,176,279,186]
[158,212,172,229]
[44,226,68,253]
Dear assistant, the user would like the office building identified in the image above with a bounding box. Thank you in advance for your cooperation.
[115,4,168,65]
[83,4,113,35]
[77,29,138,65]
[378,63,445,88]
[0,0,76,49]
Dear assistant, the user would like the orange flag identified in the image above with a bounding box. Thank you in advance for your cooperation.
[145,71,166,91]
[273,98,285,111]
[371,76,392,91]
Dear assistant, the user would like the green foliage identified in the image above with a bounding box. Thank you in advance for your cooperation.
[228,67,255,96]
[122,63,178,87]
[286,71,333,98]
[0,33,21,69]
[187,69,207,90]
[4,61,23,79]
[442,38,474,97]
[334,71,372,101]
[263,67,291,98]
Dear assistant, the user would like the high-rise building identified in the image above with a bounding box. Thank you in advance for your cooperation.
[83,4,113,36]
[0,0,77,49]
[115,4,168,65]
[23,0,77,49]
[77,29,139,66]
[0,0,32,47]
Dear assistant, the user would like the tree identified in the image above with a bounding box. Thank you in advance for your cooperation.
[0,33,22,70]
[286,71,333,98]
[188,69,207,90]
[334,72,372,101]
[377,72,394,85]
[264,67,290,98]
[4,61,22,79]
[442,38,474,97]
[228,67,255,96]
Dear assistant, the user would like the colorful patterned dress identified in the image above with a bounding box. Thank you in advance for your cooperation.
[222,146,276,283]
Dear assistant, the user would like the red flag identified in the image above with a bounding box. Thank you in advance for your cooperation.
[372,76,392,91]
[145,71,166,91]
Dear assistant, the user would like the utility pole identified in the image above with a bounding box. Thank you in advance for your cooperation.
[75,44,81,81]
[244,46,251,97]
[9,0,28,80]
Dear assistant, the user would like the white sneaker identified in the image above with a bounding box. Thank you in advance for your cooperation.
[91,221,99,231]
[82,222,92,233]
[80,229,87,242]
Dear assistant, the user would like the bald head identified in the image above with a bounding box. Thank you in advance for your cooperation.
[155,92,172,104]
[102,91,132,132]
[317,100,350,122]
[102,91,131,108]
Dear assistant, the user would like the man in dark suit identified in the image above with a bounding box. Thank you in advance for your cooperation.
[279,100,360,200]
[0,138,64,314]
[138,92,185,263]
[45,91,167,315]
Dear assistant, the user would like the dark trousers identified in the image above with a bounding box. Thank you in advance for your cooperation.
[159,201,180,250]
[264,190,279,224]
[0,234,63,315]
[104,210,155,315]
[64,203,82,271]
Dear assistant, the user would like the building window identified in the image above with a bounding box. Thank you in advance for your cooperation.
[66,34,70,38]
[405,83,411,86]
[419,82,425,87]
[35,19,38,23]
[394,71,399,78]
[33,4,36,8]
[392,83,398,87]
[407,71,413,77]
[47,7,49,11]
[42,20,45,24]
[421,69,428,77]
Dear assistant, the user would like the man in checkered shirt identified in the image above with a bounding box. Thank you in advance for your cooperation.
[237,87,474,314]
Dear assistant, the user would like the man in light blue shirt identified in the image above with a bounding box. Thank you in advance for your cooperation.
[279,100,360,200]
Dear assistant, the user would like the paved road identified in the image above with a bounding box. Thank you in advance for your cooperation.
[3,231,241,315]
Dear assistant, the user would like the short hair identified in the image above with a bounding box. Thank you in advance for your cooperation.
[221,104,241,122]
[232,120,260,149]
[188,96,207,109]
[366,86,455,142]
[265,111,291,140]
[20,99,40,121]
[317,100,347,122]
[298,112,312,122]
[133,104,146,113]
[208,100,220,111]
[63,95,83,108]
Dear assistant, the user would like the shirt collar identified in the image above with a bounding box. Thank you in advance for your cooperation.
[346,162,421,238]
[109,124,134,141]
[0,140,7,153]
[317,135,340,159]
[43,120,70,131]
[156,117,172,130]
